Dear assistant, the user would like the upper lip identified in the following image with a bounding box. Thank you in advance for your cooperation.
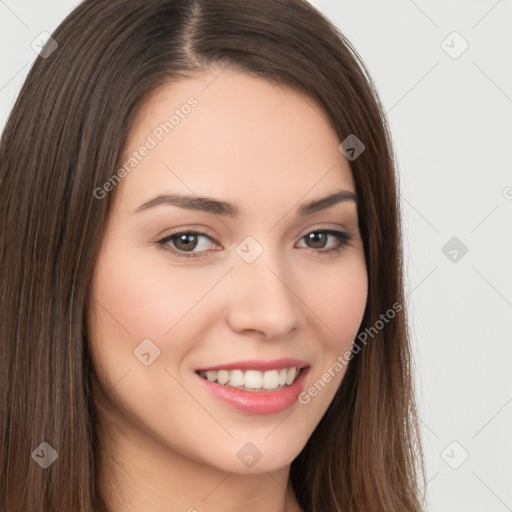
[196,358,310,372]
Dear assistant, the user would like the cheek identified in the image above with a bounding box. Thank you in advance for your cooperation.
[295,257,367,408]
[303,256,368,348]
[86,246,229,405]
[86,251,211,442]
[89,247,217,343]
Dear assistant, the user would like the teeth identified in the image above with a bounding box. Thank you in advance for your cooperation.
[285,367,297,385]
[244,370,262,389]
[262,369,279,390]
[199,367,302,391]
[217,370,229,385]
[230,369,244,387]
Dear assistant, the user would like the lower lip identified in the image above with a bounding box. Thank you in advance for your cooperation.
[196,367,310,415]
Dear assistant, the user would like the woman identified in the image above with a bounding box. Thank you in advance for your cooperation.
[0,1,425,510]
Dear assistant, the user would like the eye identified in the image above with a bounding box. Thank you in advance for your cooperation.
[156,228,354,259]
[156,230,218,258]
[297,229,354,254]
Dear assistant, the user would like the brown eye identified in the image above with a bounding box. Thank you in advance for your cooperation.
[173,233,201,251]
[304,232,329,249]
[298,230,353,253]
[157,231,217,258]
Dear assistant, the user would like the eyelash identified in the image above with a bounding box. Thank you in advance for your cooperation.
[156,228,354,259]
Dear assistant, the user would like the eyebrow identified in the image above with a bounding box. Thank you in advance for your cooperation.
[134,189,357,217]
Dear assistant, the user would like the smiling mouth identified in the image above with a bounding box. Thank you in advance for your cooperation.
[196,366,305,392]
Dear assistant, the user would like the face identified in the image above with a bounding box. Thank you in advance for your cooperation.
[87,69,368,476]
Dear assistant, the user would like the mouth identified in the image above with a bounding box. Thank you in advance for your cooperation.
[195,364,311,415]
[195,366,307,393]
[194,357,310,393]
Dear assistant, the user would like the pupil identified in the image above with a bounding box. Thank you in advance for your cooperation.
[176,234,196,250]
[307,232,326,249]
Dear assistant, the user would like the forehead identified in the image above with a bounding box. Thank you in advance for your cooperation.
[115,69,356,214]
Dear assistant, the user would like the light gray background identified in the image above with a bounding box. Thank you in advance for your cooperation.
[1,1,511,511]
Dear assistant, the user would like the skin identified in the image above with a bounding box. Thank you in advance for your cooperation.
[87,68,368,512]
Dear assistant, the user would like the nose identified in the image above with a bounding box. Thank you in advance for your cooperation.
[225,246,300,339]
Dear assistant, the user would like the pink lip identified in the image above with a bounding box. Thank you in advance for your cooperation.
[196,366,310,415]
[196,358,309,372]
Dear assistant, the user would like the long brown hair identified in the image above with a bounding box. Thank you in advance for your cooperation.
[0,1,425,510]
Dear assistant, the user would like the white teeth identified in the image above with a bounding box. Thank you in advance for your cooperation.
[206,370,217,382]
[200,367,302,391]
[262,369,279,390]
[285,367,297,385]
[230,369,244,387]
[217,369,229,385]
[244,370,262,388]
